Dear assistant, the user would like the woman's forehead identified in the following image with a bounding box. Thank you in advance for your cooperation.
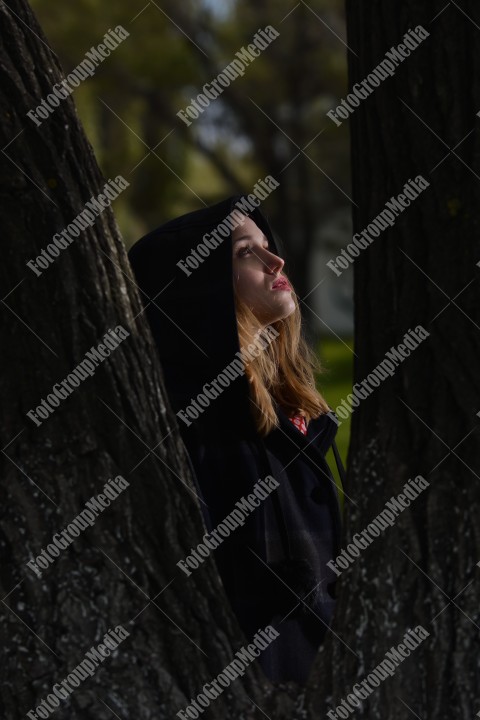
[232,217,269,243]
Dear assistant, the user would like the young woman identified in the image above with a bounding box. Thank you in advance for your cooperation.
[128,194,345,685]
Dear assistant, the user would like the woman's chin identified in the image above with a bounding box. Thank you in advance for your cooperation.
[279,297,296,318]
[264,302,296,324]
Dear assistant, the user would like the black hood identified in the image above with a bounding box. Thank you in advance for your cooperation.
[128,195,285,441]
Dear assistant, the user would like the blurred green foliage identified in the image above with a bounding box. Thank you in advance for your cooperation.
[30,0,350,263]
[316,336,354,515]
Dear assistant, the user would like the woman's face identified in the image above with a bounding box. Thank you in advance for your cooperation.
[232,216,296,326]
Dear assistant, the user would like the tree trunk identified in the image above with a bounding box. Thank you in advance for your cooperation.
[323,2,480,718]
[0,2,297,717]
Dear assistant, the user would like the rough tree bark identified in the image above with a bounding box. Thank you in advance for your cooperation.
[0,2,300,717]
[318,2,480,719]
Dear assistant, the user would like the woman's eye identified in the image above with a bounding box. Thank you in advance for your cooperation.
[237,244,269,257]
[238,245,252,257]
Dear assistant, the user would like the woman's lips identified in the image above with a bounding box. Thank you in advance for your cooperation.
[272,278,291,291]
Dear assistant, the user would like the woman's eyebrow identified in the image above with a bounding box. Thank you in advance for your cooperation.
[232,234,269,244]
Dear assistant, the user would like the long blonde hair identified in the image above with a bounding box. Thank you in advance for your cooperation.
[233,278,331,436]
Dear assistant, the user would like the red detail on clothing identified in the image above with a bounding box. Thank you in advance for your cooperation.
[289,414,307,435]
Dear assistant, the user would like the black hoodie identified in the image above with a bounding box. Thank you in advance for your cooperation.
[128,195,344,685]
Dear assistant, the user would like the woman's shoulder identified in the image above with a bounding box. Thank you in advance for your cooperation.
[307,409,339,430]
[305,410,340,453]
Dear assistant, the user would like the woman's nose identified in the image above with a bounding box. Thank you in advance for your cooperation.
[263,250,284,275]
